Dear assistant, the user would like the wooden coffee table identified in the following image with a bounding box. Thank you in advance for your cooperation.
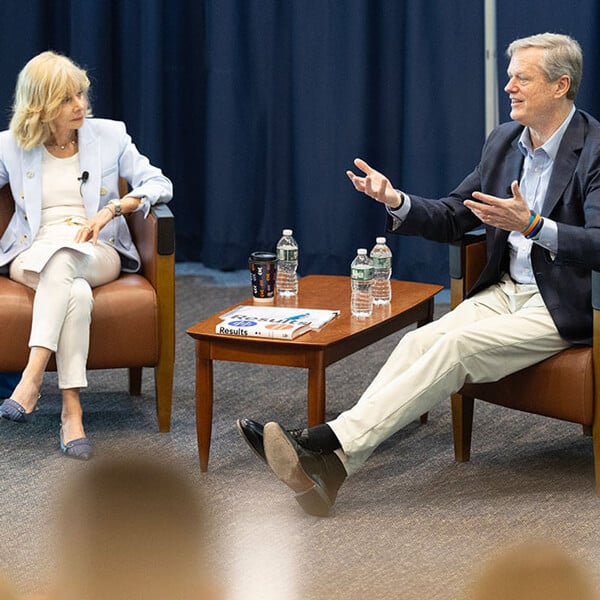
[186,274,443,471]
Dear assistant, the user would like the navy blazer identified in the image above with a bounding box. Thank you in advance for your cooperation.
[388,110,600,346]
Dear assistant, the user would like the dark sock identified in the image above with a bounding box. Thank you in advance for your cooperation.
[298,424,341,453]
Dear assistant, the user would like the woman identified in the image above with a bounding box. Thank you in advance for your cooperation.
[0,51,173,459]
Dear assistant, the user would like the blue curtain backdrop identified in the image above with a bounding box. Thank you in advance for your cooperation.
[0,1,599,286]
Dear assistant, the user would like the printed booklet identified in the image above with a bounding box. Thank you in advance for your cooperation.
[215,305,340,339]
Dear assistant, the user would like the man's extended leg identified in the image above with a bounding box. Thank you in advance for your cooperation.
[262,278,570,514]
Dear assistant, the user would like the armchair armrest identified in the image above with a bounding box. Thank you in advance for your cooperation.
[592,269,600,360]
[449,232,486,309]
[592,271,600,488]
[120,175,175,285]
[127,203,175,430]
[128,204,175,287]
[592,271,600,312]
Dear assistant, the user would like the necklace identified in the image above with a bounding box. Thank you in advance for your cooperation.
[47,133,78,150]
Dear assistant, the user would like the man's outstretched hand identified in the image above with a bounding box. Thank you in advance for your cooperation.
[346,158,402,209]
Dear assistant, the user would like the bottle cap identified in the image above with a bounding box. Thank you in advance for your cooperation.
[376,236,386,244]
[282,229,293,235]
[357,248,367,255]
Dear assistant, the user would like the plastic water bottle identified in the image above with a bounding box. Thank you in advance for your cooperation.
[276,228,298,297]
[350,248,374,317]
[370,236,392,304]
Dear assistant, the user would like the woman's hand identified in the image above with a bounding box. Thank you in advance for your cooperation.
[74,206,114,244]
[74,196,141,244]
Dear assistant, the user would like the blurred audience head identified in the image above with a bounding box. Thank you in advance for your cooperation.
[0,575,19,600]
[465,539,598,600]
[50,454,218,600]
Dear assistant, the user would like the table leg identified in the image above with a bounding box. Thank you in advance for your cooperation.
[417,298,436,423]
[306,351,326,426]
[417,298,435,327]
[195,341,214,472]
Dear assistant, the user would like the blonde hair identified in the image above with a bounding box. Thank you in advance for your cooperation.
[9,51,92,150]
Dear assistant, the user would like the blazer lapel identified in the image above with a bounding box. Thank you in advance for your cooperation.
[22,147,42,236]
[77,119,102,216]
[542,111,584,217]
[507,136,525,194]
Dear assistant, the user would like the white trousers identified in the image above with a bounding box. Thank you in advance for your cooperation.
[10,243,121,389]
[328,275,571,475]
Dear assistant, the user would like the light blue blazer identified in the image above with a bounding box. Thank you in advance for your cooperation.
[0,118,173,272]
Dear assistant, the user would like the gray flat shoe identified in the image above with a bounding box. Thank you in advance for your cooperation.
[60,429,93,461]
[0,397,39,423]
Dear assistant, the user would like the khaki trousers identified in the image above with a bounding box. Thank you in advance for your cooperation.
[328,275,571,475]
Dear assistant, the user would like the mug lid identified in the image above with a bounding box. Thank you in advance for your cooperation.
[249,251,277,261]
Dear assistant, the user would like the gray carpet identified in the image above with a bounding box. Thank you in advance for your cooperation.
[1,273,599,599]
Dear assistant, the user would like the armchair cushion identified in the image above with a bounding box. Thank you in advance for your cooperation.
[461,346,593,425]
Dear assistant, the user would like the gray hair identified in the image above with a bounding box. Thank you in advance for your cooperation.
[507,33,582,100]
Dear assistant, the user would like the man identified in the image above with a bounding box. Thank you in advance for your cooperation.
[237,33,600,516]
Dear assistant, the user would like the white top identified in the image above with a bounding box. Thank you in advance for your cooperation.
[16,149,95,273]
[41,147,86,226]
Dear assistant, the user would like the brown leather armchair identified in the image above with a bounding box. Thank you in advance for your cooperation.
[449,232,600,495]
[0,182,175,431]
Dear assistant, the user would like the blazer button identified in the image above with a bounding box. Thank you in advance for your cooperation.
[26,171,34,179]
[100,186,108,196]
[109,237,115,243]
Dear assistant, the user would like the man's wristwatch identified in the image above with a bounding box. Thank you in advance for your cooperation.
[108,198,122,217]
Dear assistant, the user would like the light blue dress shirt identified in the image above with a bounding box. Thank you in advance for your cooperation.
[507,105,574,282]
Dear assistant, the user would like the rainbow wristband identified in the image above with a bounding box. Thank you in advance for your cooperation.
[521,213,541,237]
[525,216,544,239]
[521,213,535,234]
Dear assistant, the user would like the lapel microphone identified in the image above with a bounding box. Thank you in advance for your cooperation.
[78,171,89,197]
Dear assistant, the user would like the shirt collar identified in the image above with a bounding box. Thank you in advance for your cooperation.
[518,105,576,160]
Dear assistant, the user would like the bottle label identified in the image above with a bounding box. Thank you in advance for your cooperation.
[277,248,298,261]
[351,266,374,280]
[372,256,391,269]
